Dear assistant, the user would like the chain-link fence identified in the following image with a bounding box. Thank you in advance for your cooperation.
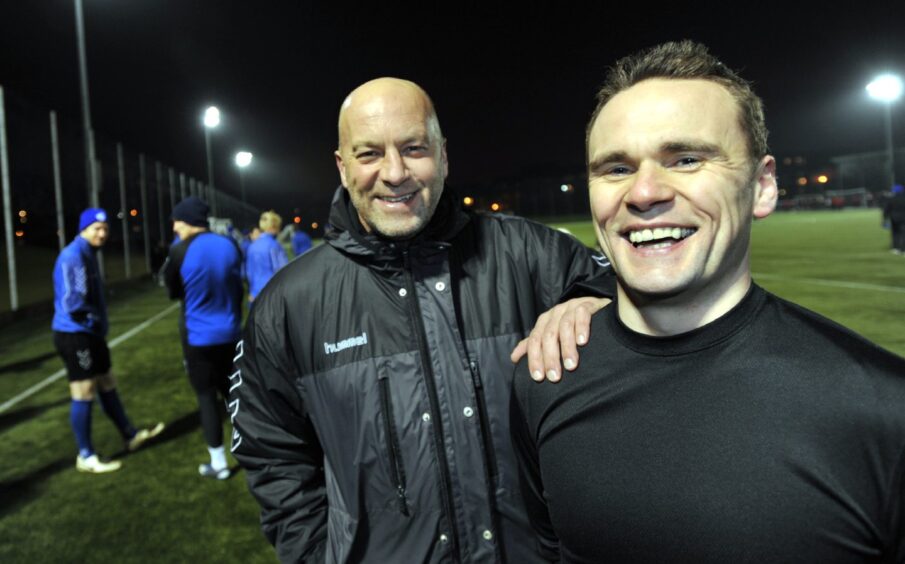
[0,85,258,313]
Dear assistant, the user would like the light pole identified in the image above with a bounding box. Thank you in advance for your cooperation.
[866,74,903,191]
[235,151,253,205]
[203,106,220,213]
[74,0,98,207]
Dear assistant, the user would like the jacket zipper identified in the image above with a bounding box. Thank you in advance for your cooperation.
[403,251,462,561]
[468,361,499,483]
[469,360,505,563]
[378,375,410,516]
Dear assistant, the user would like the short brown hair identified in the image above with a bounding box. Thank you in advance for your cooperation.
[587,40,768,163]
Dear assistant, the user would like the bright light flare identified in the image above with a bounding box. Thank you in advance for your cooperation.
[866,74,904,102]
[816,175,829,184]
[235,151,253,167]
[490,202,501,211]
[463,196,474,206]
[203,106,221,128]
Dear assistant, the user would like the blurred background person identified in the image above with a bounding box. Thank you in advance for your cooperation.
[245,210,288,301]
[291,223,313,257]
[163,197,244,480]
[52,208,165,473]
[884,184,905,254]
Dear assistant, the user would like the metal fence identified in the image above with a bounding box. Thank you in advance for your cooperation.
[0,85,259,312]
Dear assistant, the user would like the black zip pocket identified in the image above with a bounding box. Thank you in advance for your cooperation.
[469,361,499,484]
[378,374,410,516]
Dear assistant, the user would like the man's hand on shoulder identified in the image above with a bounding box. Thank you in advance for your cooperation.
[510,297,611,382]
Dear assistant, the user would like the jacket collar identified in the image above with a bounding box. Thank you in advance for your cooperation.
[325,185,470,262]
[74,235,98,255]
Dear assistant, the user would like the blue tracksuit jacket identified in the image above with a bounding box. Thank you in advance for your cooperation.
[51,236,108,337]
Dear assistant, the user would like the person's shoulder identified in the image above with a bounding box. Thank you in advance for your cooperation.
[57,239,84,262]
[763,291,905,372]
[261,243,338,291]
[470,212,587,247]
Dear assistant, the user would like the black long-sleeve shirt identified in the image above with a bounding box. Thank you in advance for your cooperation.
[512,284,905,563]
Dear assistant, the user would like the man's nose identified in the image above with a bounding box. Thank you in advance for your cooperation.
[625,163,675,212]
[379,150,409,186]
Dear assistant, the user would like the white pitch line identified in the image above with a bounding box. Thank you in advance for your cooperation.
[0,303,180,414]
[753,273,905,294]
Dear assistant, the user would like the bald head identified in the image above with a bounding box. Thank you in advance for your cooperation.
[337,78,442,149]
[333,77,449,240]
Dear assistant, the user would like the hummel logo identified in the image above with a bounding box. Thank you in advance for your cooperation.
[324,332,368,355]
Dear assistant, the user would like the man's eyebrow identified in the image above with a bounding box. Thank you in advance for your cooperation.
[588,151,630,173]
[350,135,430,153]
[660,140,722,156]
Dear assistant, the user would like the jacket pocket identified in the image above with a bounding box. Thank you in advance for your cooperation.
[377,372,410,516]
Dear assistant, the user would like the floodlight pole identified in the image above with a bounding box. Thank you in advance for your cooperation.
[883,102,895,190]
[74,0,99,207]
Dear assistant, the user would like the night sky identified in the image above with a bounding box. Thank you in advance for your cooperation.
[2,1,905,219]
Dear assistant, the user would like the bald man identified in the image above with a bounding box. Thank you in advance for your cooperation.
[229,78,612,563]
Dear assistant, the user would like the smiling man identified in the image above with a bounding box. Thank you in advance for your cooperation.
[229,78,612,563]
[511,41,905,562]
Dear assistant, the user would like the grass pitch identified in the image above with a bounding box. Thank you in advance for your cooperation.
[0,208,903,562]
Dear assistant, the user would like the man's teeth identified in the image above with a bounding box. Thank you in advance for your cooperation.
[628,227,696,245]
[380,193,415,203]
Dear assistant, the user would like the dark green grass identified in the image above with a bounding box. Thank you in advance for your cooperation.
[550,208,905,356]
[0,209,903,562]
[0,279,272,563]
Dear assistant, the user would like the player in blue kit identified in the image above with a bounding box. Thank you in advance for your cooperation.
[164,197,244,479]
[53,208,164,473]
[245,210,288,301]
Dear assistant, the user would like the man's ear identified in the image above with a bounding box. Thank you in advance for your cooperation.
[752,155,778,219]
[334,149,348,188]
[440,139,449,181]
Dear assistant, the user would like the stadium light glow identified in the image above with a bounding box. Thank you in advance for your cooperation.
[130,208,138,217]
[294,216,301,224]
[490,202,501,211]
[797,177,808,186]
[463,196,474,206]
[867,74,902,190]
[866,74,904,102]
[203,106,221,128]
[235,151,253,168]
[311,222,319,229]
[18,210,26,217]
[817,175,829,184]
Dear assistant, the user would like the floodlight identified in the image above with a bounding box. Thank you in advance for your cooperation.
[203,106,221,128]
[866,74,903,103]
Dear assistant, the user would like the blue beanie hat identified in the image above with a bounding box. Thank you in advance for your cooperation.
[78,208,108,232]
[171,196,209,227]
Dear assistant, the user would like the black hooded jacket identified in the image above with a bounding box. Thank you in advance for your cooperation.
[230,186,611,563]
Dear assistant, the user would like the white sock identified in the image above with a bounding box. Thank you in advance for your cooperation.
[208,445,227,470]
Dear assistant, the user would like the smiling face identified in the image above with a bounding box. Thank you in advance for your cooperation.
[80,222,109,248]
[587,78,776,330]
[335,78,448,240]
